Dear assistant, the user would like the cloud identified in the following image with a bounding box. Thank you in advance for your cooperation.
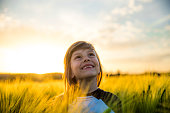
[128,0,143,12]
[165,25,170,31]
[0,14,21,29]
[111,7,129,16]
[0,14,77,48]
[111,0,143,16]
[138,0,153,3]
[0,12,103,50]
[152,14,170,26]
[91,21,144,51]
[102,49,170,73]
[90,13,170,73]
[113,52,170,63]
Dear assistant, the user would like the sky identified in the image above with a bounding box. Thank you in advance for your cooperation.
[0,0,170,74]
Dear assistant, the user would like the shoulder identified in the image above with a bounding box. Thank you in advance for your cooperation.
[97,88,120,102]
[97,88,122,113]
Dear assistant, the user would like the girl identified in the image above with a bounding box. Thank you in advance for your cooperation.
[55,41,122,113]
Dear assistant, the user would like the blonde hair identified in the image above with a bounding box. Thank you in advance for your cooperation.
[63,41,103,93]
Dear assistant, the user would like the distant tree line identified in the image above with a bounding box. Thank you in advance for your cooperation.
[0,73,63,81]
[105,70,170,77]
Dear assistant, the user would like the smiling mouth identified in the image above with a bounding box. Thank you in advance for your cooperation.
[81,65,95,70]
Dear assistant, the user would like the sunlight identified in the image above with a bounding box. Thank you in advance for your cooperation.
[3,44,65,73]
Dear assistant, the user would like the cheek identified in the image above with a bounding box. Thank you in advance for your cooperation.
[71,61,80,73]
[70,61,75,73]
[94,59,100,72]
[97,65,100,73]
[94,58,100,66]
[97,62,100,72]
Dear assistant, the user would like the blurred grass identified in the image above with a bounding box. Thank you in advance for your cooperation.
[0,73,169,113]
[100,74,170,113]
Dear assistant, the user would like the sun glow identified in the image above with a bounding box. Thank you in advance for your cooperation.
[3,44,65,74]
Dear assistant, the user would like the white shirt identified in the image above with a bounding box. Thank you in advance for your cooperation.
[68,96,115,113]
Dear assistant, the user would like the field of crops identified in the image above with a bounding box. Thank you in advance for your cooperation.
[0,74,169,113]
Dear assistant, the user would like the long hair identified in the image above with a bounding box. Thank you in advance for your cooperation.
[63,41,103,93]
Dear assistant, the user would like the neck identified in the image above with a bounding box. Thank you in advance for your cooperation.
[78,77,98,94]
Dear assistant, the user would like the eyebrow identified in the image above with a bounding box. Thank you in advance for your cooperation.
[72,50,94,56]
[72,53,81,56]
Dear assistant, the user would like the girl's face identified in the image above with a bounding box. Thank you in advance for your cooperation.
[70,48,100,79]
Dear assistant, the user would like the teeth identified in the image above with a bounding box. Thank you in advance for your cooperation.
[83,66,93,69]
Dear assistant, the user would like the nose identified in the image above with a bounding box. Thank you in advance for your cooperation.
[83,56,90,62]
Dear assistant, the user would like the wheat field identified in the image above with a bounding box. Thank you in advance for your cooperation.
[0,74,169,113]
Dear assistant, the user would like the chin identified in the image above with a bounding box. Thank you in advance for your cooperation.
[79,72,98,79]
